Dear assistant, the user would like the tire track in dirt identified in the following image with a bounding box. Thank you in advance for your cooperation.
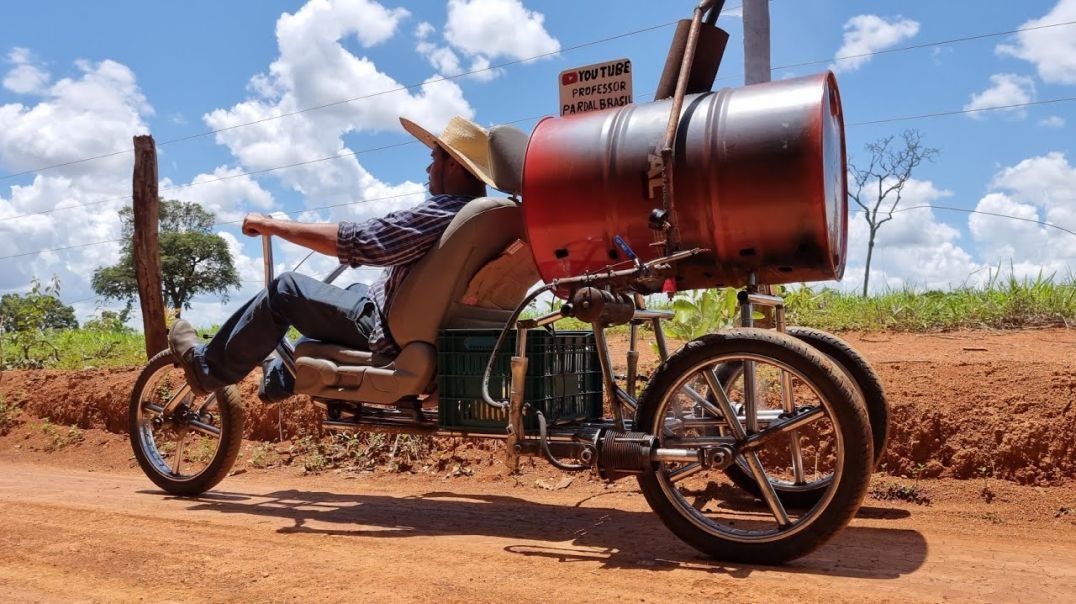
[1,462,1074,603]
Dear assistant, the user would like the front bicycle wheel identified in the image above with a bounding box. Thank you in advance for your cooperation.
[129,350,246,496]
[635,329,872,564]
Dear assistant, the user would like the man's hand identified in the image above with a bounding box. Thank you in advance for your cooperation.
[242,213,272,237]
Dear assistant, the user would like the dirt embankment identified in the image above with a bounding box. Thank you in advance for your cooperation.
[2,329,1074,484]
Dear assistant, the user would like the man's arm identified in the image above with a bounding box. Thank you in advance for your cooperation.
[242,214,338,258]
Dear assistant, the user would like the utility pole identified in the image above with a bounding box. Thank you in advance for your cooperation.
[743,0,772,85]
[132,135,168,358]
[743,0,776,318]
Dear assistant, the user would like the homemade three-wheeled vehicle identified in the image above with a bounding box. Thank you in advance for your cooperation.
[128,1,889,564]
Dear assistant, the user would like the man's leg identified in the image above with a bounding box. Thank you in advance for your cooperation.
[181,272,373,391]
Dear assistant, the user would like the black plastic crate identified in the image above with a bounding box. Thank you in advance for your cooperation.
[437,329,603,433]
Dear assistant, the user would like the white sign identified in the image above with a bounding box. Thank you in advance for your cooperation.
[558,58,633,116]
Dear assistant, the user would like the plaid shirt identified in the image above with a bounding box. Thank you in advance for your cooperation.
[336,194,475,355]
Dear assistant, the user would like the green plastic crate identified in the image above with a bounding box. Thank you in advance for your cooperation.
[437,329,603,433]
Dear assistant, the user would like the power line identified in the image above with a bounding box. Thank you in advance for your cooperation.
[775,18,1076,72]
[0,112,548,224]
[712,17,1076,84]
[0,187,432,262]
[848,95,1076,127]
[0,18,686,183]
[8,11,1069,223]
[894,204,1076,238]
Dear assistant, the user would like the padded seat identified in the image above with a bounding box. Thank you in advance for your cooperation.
[291,124,536,406]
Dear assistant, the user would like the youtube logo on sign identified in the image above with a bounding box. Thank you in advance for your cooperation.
[561,71,578,86]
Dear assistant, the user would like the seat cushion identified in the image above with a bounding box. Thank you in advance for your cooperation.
[293,338,391,367]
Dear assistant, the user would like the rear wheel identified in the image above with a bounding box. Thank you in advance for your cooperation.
[129,350,245,496]
[722,327,889,508]
[635,329,872,564]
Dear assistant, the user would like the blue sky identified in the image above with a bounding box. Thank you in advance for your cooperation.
[1,0,1074,327]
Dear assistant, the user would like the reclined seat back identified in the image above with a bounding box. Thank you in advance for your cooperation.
[293,125,537,405]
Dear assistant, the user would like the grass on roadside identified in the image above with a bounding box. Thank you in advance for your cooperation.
[1,328,146,370]
[784,273,1076,332]
[3,273,1073,371]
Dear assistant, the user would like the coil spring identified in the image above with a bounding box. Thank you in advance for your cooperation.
[598,430,656,479]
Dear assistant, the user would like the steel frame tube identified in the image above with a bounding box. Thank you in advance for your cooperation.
[592,323,625,429]
[744,406,824,449]
[652,448,700,463]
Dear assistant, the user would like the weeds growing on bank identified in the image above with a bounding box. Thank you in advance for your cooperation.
[1,328,145,369]
[39,418,84,452]
[286,433,477,476]
[0,394,17,435]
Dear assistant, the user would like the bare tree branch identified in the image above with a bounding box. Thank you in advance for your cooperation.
[847,129,939,296]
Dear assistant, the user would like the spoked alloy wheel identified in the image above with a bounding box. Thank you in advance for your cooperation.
[720,327,890,508]
[129,350,245,496]
[635,329,873,564]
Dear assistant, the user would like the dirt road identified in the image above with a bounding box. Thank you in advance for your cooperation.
[2,462,1074,603]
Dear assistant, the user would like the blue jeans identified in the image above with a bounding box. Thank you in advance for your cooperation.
[192,272,375,395]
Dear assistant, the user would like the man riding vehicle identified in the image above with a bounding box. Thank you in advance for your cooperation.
[167,115,497,397]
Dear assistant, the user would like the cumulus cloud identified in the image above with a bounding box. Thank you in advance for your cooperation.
[415,0,559,82]
[162,167,276,223]
[831,15,920,73]
[0,54,153,308]
[843,179,980,293]
[3,47,51,94]
[0,57,151,177]
[963,73,1036,119]
[996,0,1076,85]
[445,0,560,60]
[969,152,1076,279]
[204,0,473,223]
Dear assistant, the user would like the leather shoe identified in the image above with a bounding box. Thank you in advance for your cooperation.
[168,320,210,396]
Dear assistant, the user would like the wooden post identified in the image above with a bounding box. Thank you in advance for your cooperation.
[132,135,168,358]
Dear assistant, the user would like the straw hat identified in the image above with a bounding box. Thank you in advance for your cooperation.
[400,116,497,189]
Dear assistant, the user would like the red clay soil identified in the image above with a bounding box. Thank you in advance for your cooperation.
[1,329,1074,484]
[0,459,1074,603]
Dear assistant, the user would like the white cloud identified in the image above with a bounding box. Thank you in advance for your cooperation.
[204,0,474,222]
[842,179,980,293]
[0,55,152,307]
[445,0,560,61]
[0,57,151,177]
[996,0,1076,85]
[831,15,920,73]
[1038,115,1066,128]
[963,73,1036,119]
[415,0,558,82]
[969,152,1076,278]
[162,167,276,223]
[414,21,435,40]
[3,47,51,94]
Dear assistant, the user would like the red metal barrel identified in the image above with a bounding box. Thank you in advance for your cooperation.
[523,71,847,293]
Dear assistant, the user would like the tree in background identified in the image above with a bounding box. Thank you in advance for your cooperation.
[92,199,240,315]
[0,278,77,332]
[0,277,76,367]
[849,130,938,296]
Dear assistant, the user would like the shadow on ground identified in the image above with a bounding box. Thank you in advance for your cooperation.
[156,486,925,579]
